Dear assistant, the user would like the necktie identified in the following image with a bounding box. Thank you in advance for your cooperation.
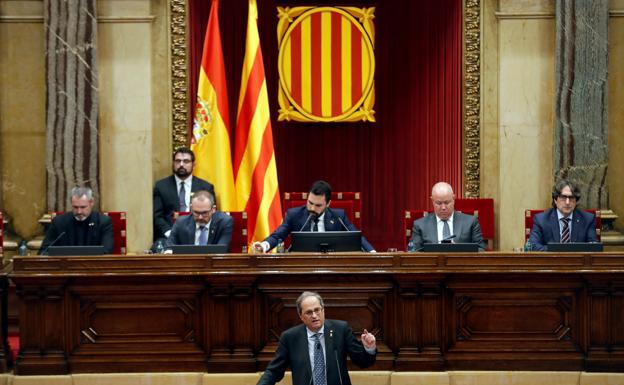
[442,219,451,241]
[313,333,326,385]
[198,225,208,245]
[312,218,319,232]
[561,217,571,243]
[179,182,187,211]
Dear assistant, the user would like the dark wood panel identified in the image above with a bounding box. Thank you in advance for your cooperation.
[7,253,624,374]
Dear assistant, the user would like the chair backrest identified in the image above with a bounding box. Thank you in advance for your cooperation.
[51,211,127,255]
[524,209,602,241]
[173,211,248,253]
[0,211,4,257]
[283,192,362,229]
[404,204,492,250]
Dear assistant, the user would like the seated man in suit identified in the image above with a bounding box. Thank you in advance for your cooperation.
[39,186,113,254]
[153,147,215,242]
[252,180,375,252]
[257,291,376,385]
[528,179,598,251]
[409,182,486,251]
[166,190,233,251]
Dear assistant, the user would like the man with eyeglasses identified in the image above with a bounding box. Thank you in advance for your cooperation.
[408,181,486,251]
[165,189,233,250]
[257,291,376,385]
[153,147,215,243]
[528,179,598,251]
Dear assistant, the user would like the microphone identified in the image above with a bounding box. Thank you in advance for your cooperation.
[299,212,317,231]
[329,329,344,385]
[441,234,456,243]
[41,231,66,255]
[327,207,349,231]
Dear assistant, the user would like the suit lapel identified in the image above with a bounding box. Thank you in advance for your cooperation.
[324,210,337,231]
[571,210,581,242]
[427,214,439,243]
[452,212,462,240]
[208,216,217,244]
[323,321,337,384]
[86,213,96,245]
[300,326,313,382]
[549,209,561,242]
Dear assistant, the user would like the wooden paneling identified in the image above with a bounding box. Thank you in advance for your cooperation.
[7,252,624,374]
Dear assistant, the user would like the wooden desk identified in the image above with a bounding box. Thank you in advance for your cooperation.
[9,252,624,374]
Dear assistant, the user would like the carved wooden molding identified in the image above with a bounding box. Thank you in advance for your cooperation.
[463,0,481,197]
[170,0,189,150]
[170,1,482,194]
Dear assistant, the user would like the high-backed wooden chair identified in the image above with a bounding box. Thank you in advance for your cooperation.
[49,211,127,254]
[283,192,362,229]
[173,211,248,253]
[524,209,601,241]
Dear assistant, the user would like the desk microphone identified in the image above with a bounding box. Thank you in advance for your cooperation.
[40,231,66,255]
[441,234,456,243]
[327,207,349,231]
[329,329,344,385]
[299,212,317,231]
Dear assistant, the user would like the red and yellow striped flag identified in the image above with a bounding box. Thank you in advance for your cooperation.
[191,0,237,211]
[234,0,282,243]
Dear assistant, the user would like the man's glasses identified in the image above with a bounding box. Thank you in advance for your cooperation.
[302,307,323,317]
[557,194,577,201]
[192,210,212,217]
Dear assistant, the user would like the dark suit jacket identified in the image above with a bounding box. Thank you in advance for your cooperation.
[152,175,214,240]
[39,211,114,254]
[264,206,374,252]
[528,208,598,251]
[257,319,376,385]
[165,211,234,251]
[409,211,486,251]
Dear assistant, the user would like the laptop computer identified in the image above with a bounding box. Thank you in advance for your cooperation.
[546,242,603,252]
[46,245,107,256]
[422,243,479,253]
[169,244,229,254]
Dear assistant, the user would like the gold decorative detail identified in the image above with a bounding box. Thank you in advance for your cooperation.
[463,0,481,197]
[170,0,188,151]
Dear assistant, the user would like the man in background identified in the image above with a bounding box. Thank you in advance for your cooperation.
[409,181,486,251]
[252,180,374,252]
[528,179,598,250]
[153,147,215,242]
[39,186,113,254]
[166,190,233,251]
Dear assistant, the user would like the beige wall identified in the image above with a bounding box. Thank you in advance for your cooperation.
[0,0,169,252]
[608,0,624,231]
[482,0,624,250]
[0,1,47,239]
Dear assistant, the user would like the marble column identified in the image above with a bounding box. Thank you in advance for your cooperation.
[554,0,609,209]
[44,0,99,210]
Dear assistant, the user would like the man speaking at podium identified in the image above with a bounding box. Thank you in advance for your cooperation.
[257,291,377,385]
[409,182,486,251]
[252,180,375,252]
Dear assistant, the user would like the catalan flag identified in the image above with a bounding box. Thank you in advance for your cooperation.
[234,0,282,243]
[191,0,237,211]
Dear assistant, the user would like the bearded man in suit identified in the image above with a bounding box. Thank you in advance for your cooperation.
[153,147,215,242]
[409,182,486,251]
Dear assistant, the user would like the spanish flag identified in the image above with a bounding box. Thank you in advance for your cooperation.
[234,0,282,243]
[191,0,237,211]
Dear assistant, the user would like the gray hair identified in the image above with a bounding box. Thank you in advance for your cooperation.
[296,291,324,315]
[70,186,94,200]
[191,189,216,207]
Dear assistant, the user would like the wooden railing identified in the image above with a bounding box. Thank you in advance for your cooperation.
[6,252,624,374]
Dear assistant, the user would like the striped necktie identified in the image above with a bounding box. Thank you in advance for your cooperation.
[561,217,571,243]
